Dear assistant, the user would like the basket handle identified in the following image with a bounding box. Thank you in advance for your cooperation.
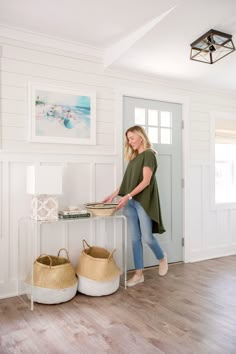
[57,248,70,260]
[108,249,116,261]
[82,240,116,260]
[36,254,52,268]
[82,239,91,250]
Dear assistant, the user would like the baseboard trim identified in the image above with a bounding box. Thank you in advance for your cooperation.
[0,280,17,299]
[189,246,236,263]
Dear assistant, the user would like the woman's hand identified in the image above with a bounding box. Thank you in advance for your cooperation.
[102,187,120,204]
[116,195,129,210]
[102,195,114,203]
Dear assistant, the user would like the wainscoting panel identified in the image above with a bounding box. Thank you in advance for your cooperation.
[189,164,236,262]
[0,156,121,299]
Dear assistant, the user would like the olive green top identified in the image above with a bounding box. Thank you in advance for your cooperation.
[119,149,165,234]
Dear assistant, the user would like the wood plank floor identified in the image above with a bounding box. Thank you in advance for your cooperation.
[1,255,236,354]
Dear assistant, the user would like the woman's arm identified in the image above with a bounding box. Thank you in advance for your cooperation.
[116,166,153,210]
[128,166,153,197]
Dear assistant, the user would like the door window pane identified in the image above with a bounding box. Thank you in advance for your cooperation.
[135,108,145,125]
[148,127,158,144]
[148,110,158,126]
[134,108,173,145]
[160,111,172,127]
[161,128,172,144]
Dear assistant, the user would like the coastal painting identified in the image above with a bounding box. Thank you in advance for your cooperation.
[28,83,96,144]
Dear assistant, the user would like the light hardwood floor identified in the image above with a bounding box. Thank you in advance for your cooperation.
[1,256,236,354]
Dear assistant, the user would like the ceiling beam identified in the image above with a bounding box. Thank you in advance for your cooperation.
[104,5,177,68]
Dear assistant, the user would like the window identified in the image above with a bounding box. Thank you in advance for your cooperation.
[215,145,236,203]
[134,108,172,144]
[212,114,236,205]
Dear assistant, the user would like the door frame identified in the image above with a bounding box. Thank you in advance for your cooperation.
[115,88,191,263]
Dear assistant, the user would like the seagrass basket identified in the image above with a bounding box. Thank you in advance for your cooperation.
[26,248,78,304]
[76,240,121,296]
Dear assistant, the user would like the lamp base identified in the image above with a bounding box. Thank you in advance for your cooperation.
[30,195,59,221]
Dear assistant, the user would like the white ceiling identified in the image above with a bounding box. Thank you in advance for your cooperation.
[1,0,236,93]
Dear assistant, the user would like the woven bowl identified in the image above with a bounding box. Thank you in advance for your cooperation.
[84,203,118,217]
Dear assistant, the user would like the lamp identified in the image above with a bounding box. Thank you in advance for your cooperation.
[190,29,235,64]
[27,165,63,221]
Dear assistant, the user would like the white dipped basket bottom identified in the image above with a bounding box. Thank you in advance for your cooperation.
[76,240,121,296]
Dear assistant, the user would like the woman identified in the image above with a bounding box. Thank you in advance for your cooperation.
[103,125,168,287]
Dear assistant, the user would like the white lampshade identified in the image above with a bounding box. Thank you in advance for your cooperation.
[27,165,63,195]
[27,165,63,221]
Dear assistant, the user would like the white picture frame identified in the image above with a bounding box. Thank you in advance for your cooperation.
[28,82,96,145]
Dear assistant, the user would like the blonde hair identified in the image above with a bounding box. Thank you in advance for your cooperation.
[124,125,152,161]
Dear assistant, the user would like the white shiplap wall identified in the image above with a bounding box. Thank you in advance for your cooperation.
[0,34,124,298]
[1,29,236,299]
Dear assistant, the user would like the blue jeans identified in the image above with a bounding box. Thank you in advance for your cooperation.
[124,199,164,270]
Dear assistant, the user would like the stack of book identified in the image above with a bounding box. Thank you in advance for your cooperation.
[58,209,91,219]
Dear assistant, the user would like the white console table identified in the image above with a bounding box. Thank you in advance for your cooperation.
[18,214,127,310]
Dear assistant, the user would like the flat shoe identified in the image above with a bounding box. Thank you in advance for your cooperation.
[127,274,144,287]
[159,253,168,276]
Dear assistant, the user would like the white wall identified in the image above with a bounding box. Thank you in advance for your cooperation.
[1,29,236,298]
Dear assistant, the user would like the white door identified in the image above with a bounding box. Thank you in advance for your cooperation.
[123,96,183,269]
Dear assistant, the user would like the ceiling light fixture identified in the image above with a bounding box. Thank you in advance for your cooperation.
[190,29,235,64]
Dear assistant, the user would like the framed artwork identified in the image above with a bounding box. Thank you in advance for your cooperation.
[28,83,96,144]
